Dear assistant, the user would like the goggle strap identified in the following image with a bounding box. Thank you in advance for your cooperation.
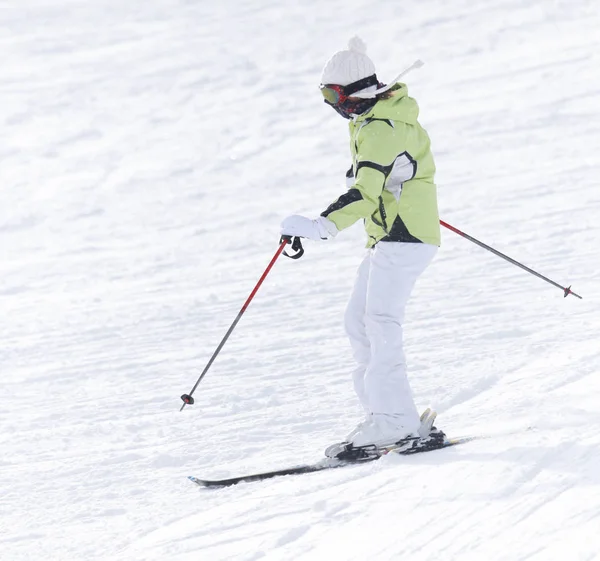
[342,74,379,96]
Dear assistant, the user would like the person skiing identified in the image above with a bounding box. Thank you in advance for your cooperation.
[280,37,441,452]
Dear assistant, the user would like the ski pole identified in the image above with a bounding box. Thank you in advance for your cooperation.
[440,220,582,299]
[180,236,303,411]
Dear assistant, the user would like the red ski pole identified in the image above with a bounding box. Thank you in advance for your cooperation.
[440,220,582,299]
[180,236,303,411]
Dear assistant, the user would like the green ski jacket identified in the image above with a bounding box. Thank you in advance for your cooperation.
[321,83,440,248]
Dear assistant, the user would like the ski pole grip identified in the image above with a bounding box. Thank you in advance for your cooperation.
[281,236,304,259]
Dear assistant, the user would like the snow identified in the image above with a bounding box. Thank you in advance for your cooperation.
[2,0,600,559]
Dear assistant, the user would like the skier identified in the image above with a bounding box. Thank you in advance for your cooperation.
[280,37,441,453]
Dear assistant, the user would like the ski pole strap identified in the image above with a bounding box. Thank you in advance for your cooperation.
[281,236,304,259]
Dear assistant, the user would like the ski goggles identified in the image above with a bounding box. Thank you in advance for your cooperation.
[319,74,379,105]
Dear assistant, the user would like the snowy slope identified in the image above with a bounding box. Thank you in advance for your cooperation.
[2,0,600,560]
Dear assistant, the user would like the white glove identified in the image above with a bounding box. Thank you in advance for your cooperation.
[280,215,338,241]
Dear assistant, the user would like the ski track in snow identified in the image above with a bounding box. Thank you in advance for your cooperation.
[1,0,600,560]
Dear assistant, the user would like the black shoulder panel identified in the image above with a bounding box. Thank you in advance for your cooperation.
[356,160,393,178]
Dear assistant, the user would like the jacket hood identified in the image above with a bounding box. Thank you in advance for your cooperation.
[358,83,419,125]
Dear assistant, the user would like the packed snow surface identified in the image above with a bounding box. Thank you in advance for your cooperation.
[2,1,599,560]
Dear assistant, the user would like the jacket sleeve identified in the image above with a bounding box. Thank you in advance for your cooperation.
[320,121,402,231]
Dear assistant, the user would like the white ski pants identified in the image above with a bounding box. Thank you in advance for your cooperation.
[344,241,437,432]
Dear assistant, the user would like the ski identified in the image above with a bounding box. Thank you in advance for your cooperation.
[188,457,345,488]
[188,434,478,488]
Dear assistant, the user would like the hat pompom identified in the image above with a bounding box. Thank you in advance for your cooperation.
[347,36,367,55]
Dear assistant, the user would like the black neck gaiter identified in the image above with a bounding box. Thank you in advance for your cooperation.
[332,97,378,119]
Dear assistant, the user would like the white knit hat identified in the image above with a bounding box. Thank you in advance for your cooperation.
[321,37,425,99]
[320,36,377,95]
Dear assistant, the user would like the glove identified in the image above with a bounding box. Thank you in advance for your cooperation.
[280,215,338,241]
